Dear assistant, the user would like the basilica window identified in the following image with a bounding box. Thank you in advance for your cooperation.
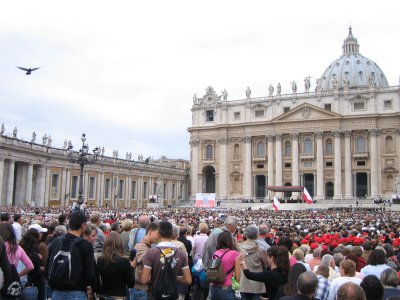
[283,107,290,113]
[118,179,124,198]
[206,110,214,122]
[325,139,333,155]
[324,104,332,111]
[304,139,313,154]
[71,176,78,199]
[143,182,148,199]
[172,184,176,199]
[233,144,240,159]
[385,136,394,153]
[356,136,366,152]
[131,180,137,199]
[89,177,96,199]
[104,178,111,199]
[256,142,265,157]
[284,141,291,158]
[384,100,392,109]
[255,109,265,117]
[353,102,365,110]
[51,174,60,199]
[206,144,213,160]
[234,112,241,120]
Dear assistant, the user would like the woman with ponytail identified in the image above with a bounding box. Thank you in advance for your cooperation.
[239,245,290,300]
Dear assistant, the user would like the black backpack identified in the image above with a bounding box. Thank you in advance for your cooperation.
[47,236,84,290]
[152,247,179,300]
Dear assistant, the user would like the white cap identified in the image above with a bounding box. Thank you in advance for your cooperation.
[28,223,48,233]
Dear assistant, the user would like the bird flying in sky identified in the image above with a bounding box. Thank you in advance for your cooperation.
[17,67,40,75]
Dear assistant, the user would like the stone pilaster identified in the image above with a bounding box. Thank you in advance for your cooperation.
[189,139,200,199]
[0,159,4,205]
[242,136,252,198]
[25,163,34,205]
[6,160,15,206]
[267,135,274,187]
[369,129,379,197]
[291,134,299,192]
[275,134,282,196]
[218,137,229,199]
[344,131,352,199]
[315,132,324,200]
[333,131,342,199]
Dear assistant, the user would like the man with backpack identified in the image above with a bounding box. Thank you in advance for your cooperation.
[129,215,150,250]
[141,221,191,300]
[45,211,98,300]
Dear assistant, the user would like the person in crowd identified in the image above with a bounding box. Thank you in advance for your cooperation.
[131,222,159,300]
[292,249,311,271]
[380,267,400,300]
[306,247,321,271]
[239,225,268,300]
[209,231,241,300]
[345,254,364,279]
[110,222,122,234]
[192,222,208,263]
[240,245,290,300]
[29,223,49,268]
[20,228,46,300]
[0,238,11,288]
[120,219,133,256]
[327,260,362,300]
[0,223,33,277]
[360,275,384,300]
[336,282,366,300]
[361,241,373,263]
[352,246,367,272]
[46,211,98,300]
[178,225,192,256]
[275,263,307,299]
[279,271,318,300]
[202,216,239,269]
[141,221,191,299]
[58,213,67,227]
[96,231,135,300]
[12,213,24,242]
[360,249,390,278]
[256,224,270,251]
[83,223,98,245]
[0,213,12,224]
[333,253,344,273]
[314,254,339,281]
[129,215,150,250]
[278,237,297,266]
[315,265,330,300]
[90,211,106,259]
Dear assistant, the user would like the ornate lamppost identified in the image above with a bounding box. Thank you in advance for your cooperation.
[67,133,100,205]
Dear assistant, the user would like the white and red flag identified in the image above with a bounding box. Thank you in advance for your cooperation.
[303,187,313,204]
[273,196,281,212]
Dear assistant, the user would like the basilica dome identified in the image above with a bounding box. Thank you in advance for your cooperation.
[316,27,389,91]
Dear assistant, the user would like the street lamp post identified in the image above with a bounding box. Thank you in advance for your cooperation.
[67,133,100,206]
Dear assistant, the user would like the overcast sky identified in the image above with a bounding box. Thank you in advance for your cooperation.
[1,0,399,161]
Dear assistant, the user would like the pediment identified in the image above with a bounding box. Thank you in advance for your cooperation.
[273,103,342,122]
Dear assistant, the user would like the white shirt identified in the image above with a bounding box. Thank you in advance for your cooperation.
[12,222,22,242]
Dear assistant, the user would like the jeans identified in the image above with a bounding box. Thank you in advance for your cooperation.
[20,286,38,300]
[129,288,147,300]
[240,293,261,300]
[210,286,235,300]
[52,290,87,300]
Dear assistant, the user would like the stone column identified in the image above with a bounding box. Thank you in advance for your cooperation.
[334,131,342,200]
[45,168,51,206]
[0,159,4,205]
[275,134,282,196]
[26,164,34,205]
[370,129,379,197]
[315,132,324,200]
[190,140,200,199]
[125,176,129,207]
[97,172,102,207]
[291,134,299,196]
[35,166,46,207]
[84,171,89,201]
[61,168,67,207]
[6,160,15,206]
[218,137,229,199]
[138,176,143,208]
[344,131,352,199]
[243,136,252,198]
[65,169,71,207]
[267,135,274,187]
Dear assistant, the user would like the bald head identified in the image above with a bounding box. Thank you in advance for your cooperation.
[336,282,366,300]
[138,216,150,229]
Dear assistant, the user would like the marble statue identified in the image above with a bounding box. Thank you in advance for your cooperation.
[268,84,274,96]
[343,75,350,89]
[291,81,297,93]
[395,175,400,194]
[13,127,17,138]
[193,93,197,104]
[221,89,228,101]
[245,87,251,98]
[331,76,337,89]
[31,131,37,143]
[0,123,5,135]
[156,178,163,196]
[63,139,67,149]
[101,146,105,156]
[68,140,72,149]
[277,83,281,95]
[42,134,47,145]
[304,76,311,92]
[47,135,52,147]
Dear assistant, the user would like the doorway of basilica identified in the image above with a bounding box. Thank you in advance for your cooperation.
[202,165,215,193]
[255,175,266,198]
[356,173,368,198]
[303,173,314,197]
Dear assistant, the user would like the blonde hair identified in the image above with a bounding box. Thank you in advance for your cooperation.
[100,232,124,265]
[199,222,208,234]
[122,219,133,232]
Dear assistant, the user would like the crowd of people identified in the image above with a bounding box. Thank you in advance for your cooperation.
[0,205,399,300]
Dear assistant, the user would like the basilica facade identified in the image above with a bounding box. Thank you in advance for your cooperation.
[0,133,189,208]
[188,28,400,201]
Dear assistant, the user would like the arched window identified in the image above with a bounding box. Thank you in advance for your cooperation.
[304,138,312,154]
[356,136,366,152]
[284,141,291,157]
[325,139,333,154]
[233,144,240,159]
[206,144,213,160]
[385,136,394,152]
[257,142,265,157]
